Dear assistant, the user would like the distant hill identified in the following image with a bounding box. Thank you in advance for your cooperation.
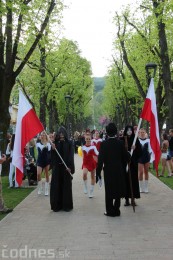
[93,77,105,93]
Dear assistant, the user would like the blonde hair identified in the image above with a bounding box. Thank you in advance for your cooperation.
[40,131,48,142]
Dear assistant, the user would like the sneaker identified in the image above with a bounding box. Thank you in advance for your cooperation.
[89,190,94,198]
[37,181,43,195]
[44,182,49,196]
[83,186,88,194]
[37,187,43,195]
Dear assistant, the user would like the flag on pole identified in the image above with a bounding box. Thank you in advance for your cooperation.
[12,90,44,186]
[140,78,161,175]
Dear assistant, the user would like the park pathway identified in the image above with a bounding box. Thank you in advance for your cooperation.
[0,154,173,260]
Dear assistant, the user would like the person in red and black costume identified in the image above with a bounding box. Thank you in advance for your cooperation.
[82,133,99,198]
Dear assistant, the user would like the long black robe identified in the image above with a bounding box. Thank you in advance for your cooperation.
[50,140,75,211]
[122,136,142,199]
[96,137,130,199]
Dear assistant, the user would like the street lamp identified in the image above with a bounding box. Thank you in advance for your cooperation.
[145,63,157,84]
[65,95,71,138]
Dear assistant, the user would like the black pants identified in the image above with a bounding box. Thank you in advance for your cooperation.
[105,193,120,216]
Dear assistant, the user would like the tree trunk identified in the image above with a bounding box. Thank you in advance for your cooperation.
[153,0,173,130]
[39,46,47,128]
[0,73,15,152]
[48,99,59,133]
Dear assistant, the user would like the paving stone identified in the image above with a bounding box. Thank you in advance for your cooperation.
[0,154,173,260]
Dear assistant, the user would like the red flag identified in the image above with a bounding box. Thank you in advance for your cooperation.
[12,90,44,186]
[140,78,161,175]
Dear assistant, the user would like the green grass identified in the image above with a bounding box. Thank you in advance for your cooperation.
[150,163,173,190]
[0,176,35,221]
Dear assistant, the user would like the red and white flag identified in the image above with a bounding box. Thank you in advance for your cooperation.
[12,90,44,186]
[140,78,161,175]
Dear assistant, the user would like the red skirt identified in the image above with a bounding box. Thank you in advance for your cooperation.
[82,160,97,172]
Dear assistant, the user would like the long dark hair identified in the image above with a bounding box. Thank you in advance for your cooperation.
[55,126,68,141]
[10,134,15,151]
[123,125,135,150]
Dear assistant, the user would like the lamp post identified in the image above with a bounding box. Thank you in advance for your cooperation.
[65,94,71,139]
[145,63,157,86]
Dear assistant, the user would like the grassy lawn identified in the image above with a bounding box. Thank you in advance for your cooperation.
[150,163,173,190]
[0,176,35,221]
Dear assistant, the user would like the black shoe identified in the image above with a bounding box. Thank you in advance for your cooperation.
[52,207,63,212]
[63,208,73,212]
[104,212,115,217]
[124,200,130,206]
[114,210,121,216]
[104,211,120,217]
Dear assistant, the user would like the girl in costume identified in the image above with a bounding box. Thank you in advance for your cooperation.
[36,131,51,196]
[82,133,99,198]
[91,130,102,152]
[138,128,153,193]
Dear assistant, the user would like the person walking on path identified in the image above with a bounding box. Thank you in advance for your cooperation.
[159,133,172,177]
[122,125,142,206]
[82,133,99,198]
[36,131,51,196]
[6,134,16,188]
[138,128,153,193]
[168,129,173,174]
[96,123,131,217]
[0,151,13,214]
[91,130,102,152]
[50,126,75,212]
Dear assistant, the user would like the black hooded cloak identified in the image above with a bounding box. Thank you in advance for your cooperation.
[122,125,142,199]
[50,126,75,212]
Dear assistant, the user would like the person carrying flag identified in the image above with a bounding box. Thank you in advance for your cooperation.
[50,126,75,212]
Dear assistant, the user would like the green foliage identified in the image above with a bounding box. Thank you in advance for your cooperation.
[104,0,173,128]
[150,164,173,190]
[12,37,94,130]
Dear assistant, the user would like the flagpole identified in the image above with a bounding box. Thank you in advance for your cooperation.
[45,131,73,179]
[130,118,142,156]
[126,117,142,174]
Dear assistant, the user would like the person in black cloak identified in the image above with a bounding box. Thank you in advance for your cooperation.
[122,125,142,206]
[50,126,75,212]
[96,122,131,217]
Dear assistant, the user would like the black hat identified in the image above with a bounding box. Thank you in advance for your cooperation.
[106,123,117,137]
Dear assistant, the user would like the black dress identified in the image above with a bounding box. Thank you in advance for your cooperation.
[50,139,75,212]
[96,137,130,215]
[36,142,51,168]
[122,136,142,199]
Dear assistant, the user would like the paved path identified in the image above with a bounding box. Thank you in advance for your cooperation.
[0,154,173,260]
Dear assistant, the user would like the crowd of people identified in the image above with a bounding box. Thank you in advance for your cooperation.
[1,124,173,216]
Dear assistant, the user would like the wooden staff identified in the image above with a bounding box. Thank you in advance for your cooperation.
[125,136,135,212]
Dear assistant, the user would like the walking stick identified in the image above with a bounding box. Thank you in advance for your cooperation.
[45,131,73,179]
[125,136,135,212]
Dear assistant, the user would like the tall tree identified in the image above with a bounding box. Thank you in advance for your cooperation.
[0,0,60,151]
[110,0,173,131]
